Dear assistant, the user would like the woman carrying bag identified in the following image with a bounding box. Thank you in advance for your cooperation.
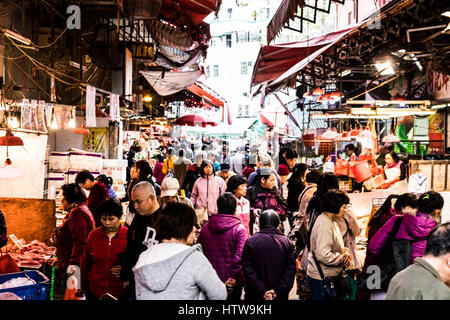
[306,189,353,300]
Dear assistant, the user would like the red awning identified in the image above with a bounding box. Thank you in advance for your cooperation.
[186,82,225,108]
[267,0,306,44]
[160,0,220,27]
[251,24,362,90]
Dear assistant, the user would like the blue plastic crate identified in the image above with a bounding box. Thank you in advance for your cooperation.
[0,270,50,300]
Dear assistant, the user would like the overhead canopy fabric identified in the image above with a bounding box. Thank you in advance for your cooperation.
[267,0,306,44]
[186,82,225,108]
[140,70,202,96]
[251,24,362,91]
[160,0,220,27]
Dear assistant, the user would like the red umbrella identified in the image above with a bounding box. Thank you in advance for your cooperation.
[174,114,217,127]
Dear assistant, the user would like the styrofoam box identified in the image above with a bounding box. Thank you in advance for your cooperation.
[69,151,103,172]
[49,152,70,171]
[48,172,68,190]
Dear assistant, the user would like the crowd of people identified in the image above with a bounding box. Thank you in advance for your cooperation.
[47,137,450,300]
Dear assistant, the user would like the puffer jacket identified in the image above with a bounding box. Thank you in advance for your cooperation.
[190,175,227,216]
[368,212,437,265]
[197,214,247,284]
[246,183,287,218]
[367,207,401,242]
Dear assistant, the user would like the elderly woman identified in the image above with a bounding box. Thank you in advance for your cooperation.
[51,183,96,288]
[306,189,352,300]
[133,202,227,300]
[81,199,128,300]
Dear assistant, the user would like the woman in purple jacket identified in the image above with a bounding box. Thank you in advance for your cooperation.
[197,192,247,301]
[367,191,443,300]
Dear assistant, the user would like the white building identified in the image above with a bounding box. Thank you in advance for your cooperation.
[202,0,283,120]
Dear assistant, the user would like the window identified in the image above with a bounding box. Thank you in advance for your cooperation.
[238,105,243,116]
[210,39,216,47]
[213,65,219,77]
[227,8,232,19]
[241,62,248,75]
[248,61,252,67]
[348,12,352,25]
[245,105,249,116]
[206,65,210,78]
[266,8,270,19]
[226,34,232,48]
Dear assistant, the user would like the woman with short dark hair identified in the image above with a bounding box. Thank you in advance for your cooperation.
[81,199,128,300]
[227,175,250,237]
[306,189,352,300]
[133,202,227,300]
[51,183,95,290]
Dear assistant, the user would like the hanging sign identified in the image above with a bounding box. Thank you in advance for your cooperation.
[86,84,96,127]
[21,99,31,129]
[126,42,154,60]
[30,100,39,131]
[110,93,120,122]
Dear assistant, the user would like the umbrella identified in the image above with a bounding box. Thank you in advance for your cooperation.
[334,132,351,141]
[174,114,218,128]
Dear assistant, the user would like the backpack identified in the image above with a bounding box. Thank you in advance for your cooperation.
[361,216,412,291]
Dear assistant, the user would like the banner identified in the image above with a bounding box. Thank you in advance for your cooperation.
[83,128,107,154]
[30,100,39,131]
[86,84,96,127]
[21,99,30,129]
[109,93,120,122]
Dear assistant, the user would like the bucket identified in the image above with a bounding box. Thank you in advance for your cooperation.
[335,159,349,176]
[349,160,373,183]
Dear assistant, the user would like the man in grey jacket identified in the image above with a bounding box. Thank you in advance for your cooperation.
[386,222,450,300]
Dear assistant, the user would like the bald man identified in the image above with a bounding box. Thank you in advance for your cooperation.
[118,181,162,300]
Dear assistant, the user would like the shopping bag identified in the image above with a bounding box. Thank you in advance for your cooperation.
[0,253,20,274]
[195,207,209,227]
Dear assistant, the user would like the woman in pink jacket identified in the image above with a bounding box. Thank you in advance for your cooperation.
[190,160,227,218]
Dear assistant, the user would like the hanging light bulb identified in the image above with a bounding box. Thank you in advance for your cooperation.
[8,116,19,129]
[68,117,76,128]
[50,116,58,130]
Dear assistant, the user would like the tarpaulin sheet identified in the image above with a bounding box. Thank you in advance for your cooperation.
[267,0,306,44]
[140,70,202,96]
[160,0,220,27]
[251,24,362,90]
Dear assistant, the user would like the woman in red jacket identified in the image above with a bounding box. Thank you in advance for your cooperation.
[51,184,96,284]
[81,199,128,300]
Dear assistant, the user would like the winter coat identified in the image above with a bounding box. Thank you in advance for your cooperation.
[56,204,95,278]
[181,164,202,195]
[118,207,163,283]
[386,258,450,300]
[87,181,109,228]
[162,155,178,175]
[242,228,296,300]
[368,212,437,265]
[133,243,227,300]
[190,175,227,216]
[367,207,400,243]
[173,156,192,187]
[197,214,247,284]
[246,183,287,218]
[153,161,165,185]
[81,226,128,298]
[335,204,363,270]
[236,197,251,238]
[307,213,347,280]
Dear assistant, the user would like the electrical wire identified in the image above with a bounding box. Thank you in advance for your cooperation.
[33,28,68,49]
[11,60,52,99]
[4,34,82,85]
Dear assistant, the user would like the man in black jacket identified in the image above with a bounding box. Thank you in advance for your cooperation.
[241,210,296,300]
[118,181,162,300]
